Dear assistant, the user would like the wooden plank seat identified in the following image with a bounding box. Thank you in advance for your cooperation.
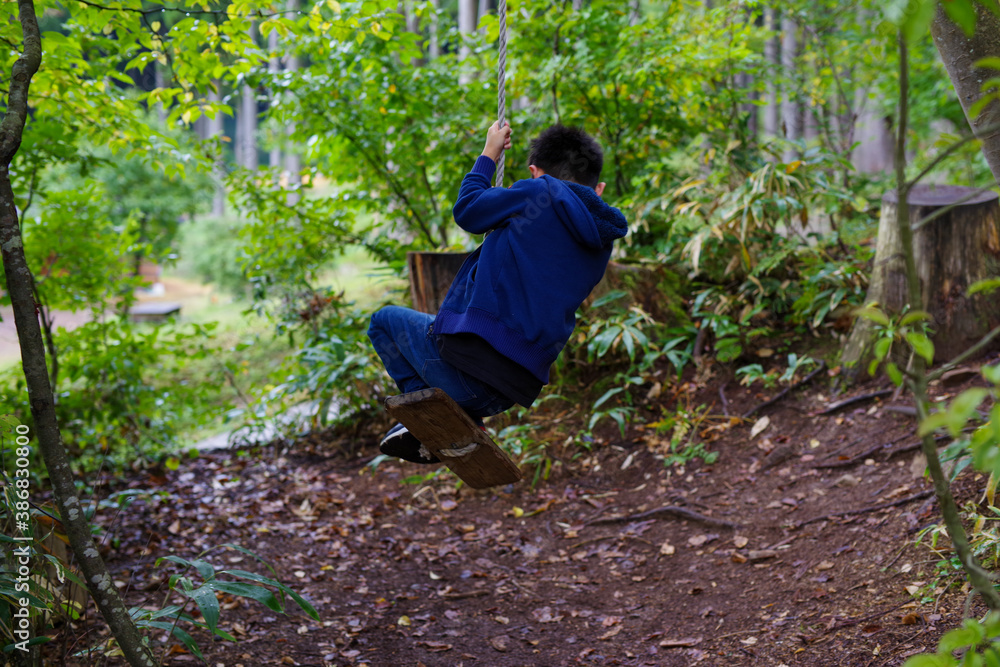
[385,388,522,489]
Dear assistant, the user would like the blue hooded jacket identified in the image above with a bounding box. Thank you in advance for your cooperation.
[433,155,629,383]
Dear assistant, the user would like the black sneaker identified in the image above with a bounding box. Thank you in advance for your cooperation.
[379,423,440,464]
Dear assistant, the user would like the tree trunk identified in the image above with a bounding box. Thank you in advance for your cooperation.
[458,0,475,85]
[762,8,780,140]
[843,184,1000,372]
[240,82,258,170]
[458,0,475,59]
[931,3,1000,186]
[268,29,282,171]
[0,2,159,665]
[851,99,894,173]
[407,251,470,314]
[207,84,226,217]
[429,0,440,59]
[153,64,166,123]
[780,15,800,162]
[284,0,301,202]
[628,0,640,25]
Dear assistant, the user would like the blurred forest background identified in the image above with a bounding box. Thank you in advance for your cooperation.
[3,0,1000,663]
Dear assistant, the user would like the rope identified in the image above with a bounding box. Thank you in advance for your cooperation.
[496,0,507,188]
[437,442,480,458]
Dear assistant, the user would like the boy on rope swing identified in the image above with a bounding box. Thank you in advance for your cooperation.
[367,121,629,464]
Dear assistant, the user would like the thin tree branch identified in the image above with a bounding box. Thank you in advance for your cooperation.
[926,324,1000,383]
[907,120,1000,189]
[0,2,161,663]
[70,0,290,18]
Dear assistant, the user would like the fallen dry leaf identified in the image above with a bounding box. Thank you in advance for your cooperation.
[489,635,510,652]
[417,641,453,652]
[660,541,676,556]
[750,416,770,439]
[531,606,564,623]
[733,535,749,548]
[599,626,623,640]
[688,534,709,547]
[659,637,702,648]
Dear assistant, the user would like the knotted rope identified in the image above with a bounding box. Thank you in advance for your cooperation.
[496,0,507,187]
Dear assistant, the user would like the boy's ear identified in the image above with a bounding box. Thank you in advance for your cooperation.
[595,182,606,197]
[528,165,545,179]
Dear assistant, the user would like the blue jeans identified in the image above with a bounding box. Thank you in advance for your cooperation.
[367,306,514,419]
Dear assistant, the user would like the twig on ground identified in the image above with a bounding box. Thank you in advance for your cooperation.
[812,441,893,469]
[816,437,864,462]
[794,490,934,528]
[719,383,730,417]
[742,361,827,420]
[881,543,910,572]
[820,434,952,469]
[442,589,490,600]
[569,534,653,549]
[824,601,911,634]
[587,505,740,529]
[711,629,763,642]
[814,389,893,416]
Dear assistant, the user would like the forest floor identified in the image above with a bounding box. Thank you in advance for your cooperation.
[57,355,1000,667]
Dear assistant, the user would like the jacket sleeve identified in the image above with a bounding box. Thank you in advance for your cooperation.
[452,156,532,235]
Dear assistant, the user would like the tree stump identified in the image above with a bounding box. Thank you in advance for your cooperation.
[843,184,1000,374]
[406,251,471,315]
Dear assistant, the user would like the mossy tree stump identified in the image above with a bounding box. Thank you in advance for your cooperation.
[843,184,1000,375]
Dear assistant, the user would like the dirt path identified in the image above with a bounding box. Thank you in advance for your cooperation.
[75,377,988,667]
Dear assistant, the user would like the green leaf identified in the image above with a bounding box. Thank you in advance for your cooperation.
[902,653,954,667]
[901,0,937,43]
[222,569,320,620]
[943,0,978,35]
[210,581,283,613]
[905,332,935,364]
[969,277,1000,296]
[856,306,890,327]
[184,584,221,633]
[984,364,1000,385]
[886,362,903,387]
[948,388,990,435]
[918,412,950,437]
[976,56,1000,71]
[140,621,205,661]
[874,337,892,361]
[868,358,880,377]
[938,626,980,653]
[590,289,628,309]
[900,310,931,327]
[592,387,624,411]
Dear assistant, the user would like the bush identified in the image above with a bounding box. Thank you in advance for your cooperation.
[50,318,218,470]
[175,215,251,296]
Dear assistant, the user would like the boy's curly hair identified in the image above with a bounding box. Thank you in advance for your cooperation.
[527,125,603,189]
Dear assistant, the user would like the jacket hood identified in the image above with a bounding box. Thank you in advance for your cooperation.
[543,176,628,249]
